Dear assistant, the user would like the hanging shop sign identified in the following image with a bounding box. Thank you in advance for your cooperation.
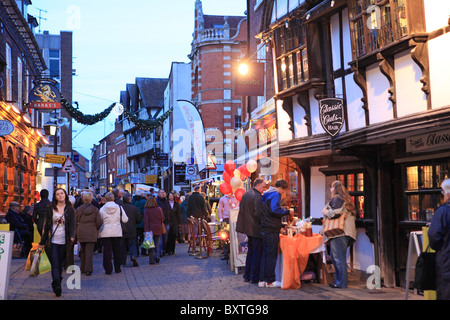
[406,129,450,153]
[28,78,61,112]
[235,62,265,96]
[319,98,344,137]
[0,119,14,136]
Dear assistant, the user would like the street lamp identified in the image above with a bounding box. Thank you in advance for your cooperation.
[43,121,57,136]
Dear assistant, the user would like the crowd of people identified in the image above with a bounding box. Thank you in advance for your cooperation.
[5,176,449,300]
[5,186,196,297]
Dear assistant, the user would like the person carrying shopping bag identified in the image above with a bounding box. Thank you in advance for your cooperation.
[321,180,356,289]
[39,188,76,297]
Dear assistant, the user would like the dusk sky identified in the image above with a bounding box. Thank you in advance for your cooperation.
[29,0,247,160]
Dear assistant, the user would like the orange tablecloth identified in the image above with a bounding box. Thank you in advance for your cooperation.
[279,233,324,290]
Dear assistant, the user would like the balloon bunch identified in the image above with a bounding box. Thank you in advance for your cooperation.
[219,159,258,201]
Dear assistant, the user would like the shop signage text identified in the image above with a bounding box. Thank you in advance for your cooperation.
[45,154,66,164]
[0,120,14,136]
[29,79,61,112]
[235,62,265,96]
[319,98,344,137]
[407,130,450,153]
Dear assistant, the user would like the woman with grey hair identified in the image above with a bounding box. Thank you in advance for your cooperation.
[76,191,102,275]
[99,192,128,274]
[428,178,450,300]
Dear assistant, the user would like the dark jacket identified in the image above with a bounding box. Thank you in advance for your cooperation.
[168,201,181,228]
[39,204,76,248]
[32,198,51,233]
[260,188,288,233]
[428,201,450,300]
[6,208,30,232]
[236,188,263,239]
[132,195,146,228]
[121,202,142,239]
[143,207,165,236]
[187,192,207,219]
[75,203,102,243]
[180,199,189,224]
[156,197,170,225]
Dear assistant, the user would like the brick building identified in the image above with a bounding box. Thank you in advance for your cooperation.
[35,30,73,196]
[91,119,126,195]
[0,0,47,212]
[188,0,247,170]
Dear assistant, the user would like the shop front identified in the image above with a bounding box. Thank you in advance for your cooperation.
[0,102,46,213]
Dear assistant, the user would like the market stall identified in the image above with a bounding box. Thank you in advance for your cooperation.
[277,232,324,290]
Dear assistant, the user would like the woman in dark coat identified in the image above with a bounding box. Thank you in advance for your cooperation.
[143,197,165,264]
[165,192,181,255]
[75,191,102,275]
[39,188,76,297]
[429,178,450,300]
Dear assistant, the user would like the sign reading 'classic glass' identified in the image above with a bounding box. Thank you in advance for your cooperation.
[29,79,61,112]
[319,98,344,137]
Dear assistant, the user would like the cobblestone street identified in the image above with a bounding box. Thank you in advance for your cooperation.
[7,242,422,302]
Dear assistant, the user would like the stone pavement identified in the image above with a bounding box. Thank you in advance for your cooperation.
[6,242,423,301]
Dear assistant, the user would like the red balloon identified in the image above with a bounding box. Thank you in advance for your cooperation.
[238,164,251,179]
[222,170,232,183]
[219,182,232,195]
[234,188,245,202]
[224,160,236,175]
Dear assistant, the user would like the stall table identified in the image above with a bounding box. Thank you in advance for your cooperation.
[276,233,324,290]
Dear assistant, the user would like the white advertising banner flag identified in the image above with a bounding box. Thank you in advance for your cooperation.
[173,100,207,172]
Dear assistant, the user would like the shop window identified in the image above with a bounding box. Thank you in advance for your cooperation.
[403,161,450,222]
[337,172,366,219]
[349,0,409,59]
[274,17,308,93]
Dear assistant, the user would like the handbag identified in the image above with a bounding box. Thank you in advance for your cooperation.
[161,223,167,235]
[323,213,347,237]
[414,244,436,291]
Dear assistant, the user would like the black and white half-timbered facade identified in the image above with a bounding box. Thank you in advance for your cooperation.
[258,0,450,287]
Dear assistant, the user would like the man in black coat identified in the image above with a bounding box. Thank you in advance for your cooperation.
[429,178,450,300]
[7,201,32,256]
[236,178,266,284]
[120,194,142,267]
[32,189,51,236]
[187,185,207,220]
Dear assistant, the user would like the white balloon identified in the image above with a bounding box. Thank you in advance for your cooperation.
[230,176,243,191]
[246,159,258,173]
[233,169,241,178]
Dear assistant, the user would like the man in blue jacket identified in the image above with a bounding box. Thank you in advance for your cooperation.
[429,178,450,300]
[259,179,290,288]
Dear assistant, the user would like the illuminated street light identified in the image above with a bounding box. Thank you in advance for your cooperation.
[238,63,249,75]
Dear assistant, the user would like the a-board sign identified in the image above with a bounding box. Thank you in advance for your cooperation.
[0,231,14,300]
